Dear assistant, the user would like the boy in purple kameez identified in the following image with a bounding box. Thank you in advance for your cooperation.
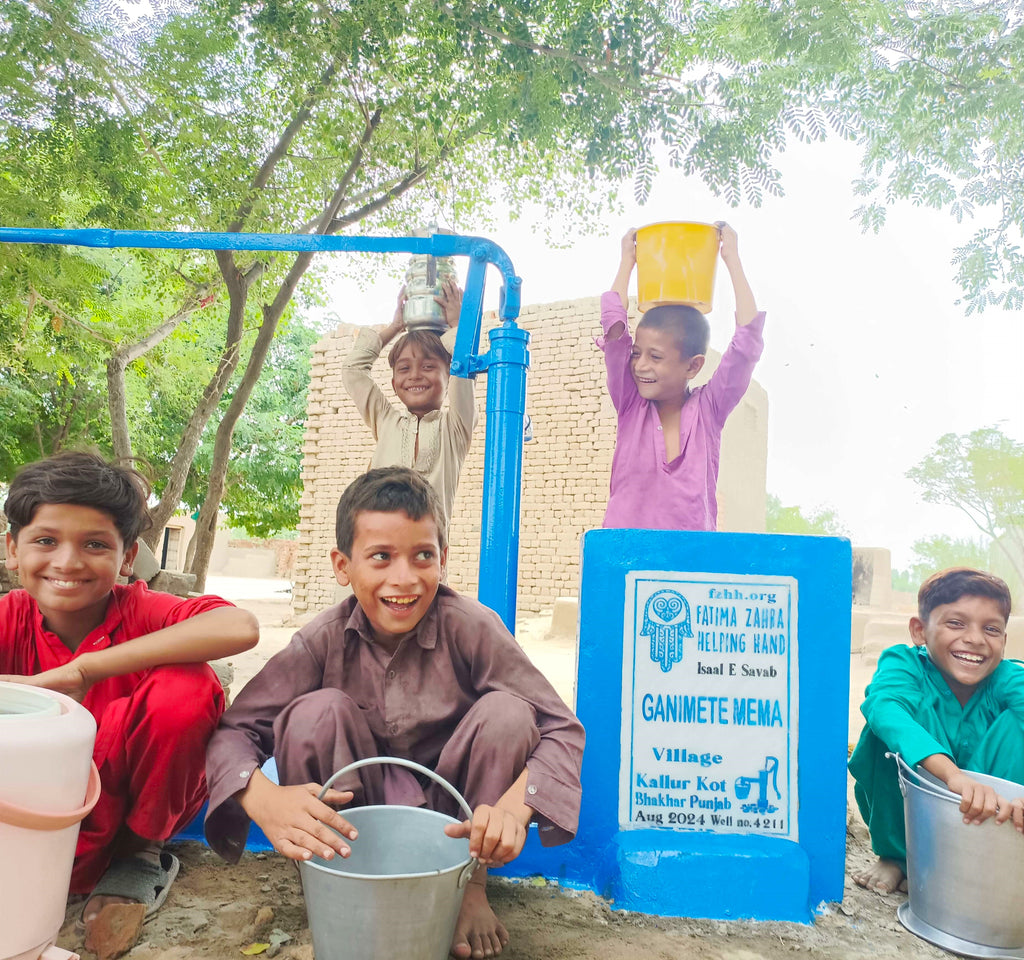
[598,224,765,530]
[205,467,584,960]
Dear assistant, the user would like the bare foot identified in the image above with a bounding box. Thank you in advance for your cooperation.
[450,879,509,959]
[852,857,907,894]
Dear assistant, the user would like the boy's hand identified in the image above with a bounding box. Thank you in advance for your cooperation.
[238,770,358,862]
[435,276,463,328]
[0,663,93,702]
[716,221,740,267]
[620,228,637,269]
[1003,797,1024,834]
[379,286,407,340]
[946,771,1004,825]
[444,803,530,866]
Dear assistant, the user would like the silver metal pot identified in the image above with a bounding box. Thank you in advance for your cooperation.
[403,254,457,333]
[895,753,1024,956]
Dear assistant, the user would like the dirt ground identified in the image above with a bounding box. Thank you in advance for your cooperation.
[55,835,947,960]
[54,595,950,960]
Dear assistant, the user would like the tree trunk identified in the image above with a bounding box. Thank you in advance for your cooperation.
[183,524,198,573]
[107,303,197,462]
[186,502,219,587]
[189,252,317,590]
[107,354,132,460]
[143,261,250,551]
[188,113,390,586]
[995,526,1024,587]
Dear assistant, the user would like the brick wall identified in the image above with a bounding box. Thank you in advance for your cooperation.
[293,297,768,617]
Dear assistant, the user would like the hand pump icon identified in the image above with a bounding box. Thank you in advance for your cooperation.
[735,756,781,814]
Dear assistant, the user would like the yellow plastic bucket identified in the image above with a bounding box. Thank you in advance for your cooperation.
[636,221,720,314]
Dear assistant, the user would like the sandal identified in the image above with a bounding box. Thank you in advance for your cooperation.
[78,850,180,930]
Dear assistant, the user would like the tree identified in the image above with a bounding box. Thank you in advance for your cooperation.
[906,426,1024,584]
[4,0,1023,587]
[4,0,853,587]
[182,314,319,541]
[765,494,848,537]
[891,534,992,592]
[837,1,1024,313]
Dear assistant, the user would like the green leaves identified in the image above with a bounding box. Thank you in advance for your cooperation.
[906,426,1024,584]
[766,494,849,537]
[833,0,1024,311]
[891,534,993,592]
[5,0,1024,541]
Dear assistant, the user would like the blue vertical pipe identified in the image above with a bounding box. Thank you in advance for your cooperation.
[449,253,487,379]
[477,321,530,629]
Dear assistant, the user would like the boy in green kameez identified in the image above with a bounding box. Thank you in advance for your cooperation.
[849,567,1024,894]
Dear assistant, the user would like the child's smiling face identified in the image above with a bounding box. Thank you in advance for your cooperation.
[330,509,446,650]
[910,594,1007,705]
[5,502,137,643]
[391,342,448,417]
[629,327,702,408]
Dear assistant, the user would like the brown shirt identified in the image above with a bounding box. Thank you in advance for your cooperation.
[205,586,584,860]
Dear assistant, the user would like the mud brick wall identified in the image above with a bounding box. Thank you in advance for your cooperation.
[293,297,768,617]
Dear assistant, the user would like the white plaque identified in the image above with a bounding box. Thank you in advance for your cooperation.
[619,571,799,840]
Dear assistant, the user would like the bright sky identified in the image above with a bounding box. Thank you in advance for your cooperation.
[318,138,1024,569]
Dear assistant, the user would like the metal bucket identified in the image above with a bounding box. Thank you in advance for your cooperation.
[895,754,1024,957]
[299,757,477,960]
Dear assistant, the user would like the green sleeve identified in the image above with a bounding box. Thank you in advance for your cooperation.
[985,658,1024,720]
[860,645,950,768]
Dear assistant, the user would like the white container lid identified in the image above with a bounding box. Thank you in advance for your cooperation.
[0,683,62,719]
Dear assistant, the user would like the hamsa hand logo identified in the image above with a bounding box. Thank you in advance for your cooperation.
[641,589,692,673]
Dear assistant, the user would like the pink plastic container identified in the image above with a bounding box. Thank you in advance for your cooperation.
[0,681,99,960]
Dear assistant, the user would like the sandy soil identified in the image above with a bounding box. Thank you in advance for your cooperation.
[55,834,946,960]
[53,595,949,960]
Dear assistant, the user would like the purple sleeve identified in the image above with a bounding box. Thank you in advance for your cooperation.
[702,311,766,425]
[597,291,640,414]
[204,629,326,862]
[457,603,585,845]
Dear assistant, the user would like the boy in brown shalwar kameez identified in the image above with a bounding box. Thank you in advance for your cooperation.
[204,467,584,960]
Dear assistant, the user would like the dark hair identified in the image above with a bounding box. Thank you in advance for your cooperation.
[4,451,152,547]
[334,467,447,555]
[387,330,452,370]
[637,304,710,360]
[918,567,1012,623]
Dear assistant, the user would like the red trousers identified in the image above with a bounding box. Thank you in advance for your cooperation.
[72,663,224,893]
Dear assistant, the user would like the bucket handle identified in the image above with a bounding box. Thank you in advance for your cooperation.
[889,752,963,804]
[317,756,480,888]
[0,760,101,830]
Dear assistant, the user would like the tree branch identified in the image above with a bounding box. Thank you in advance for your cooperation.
[315,109,382,233]
[229,58,342,232]
[329,131,465,231]
[107,298,203,459]
[434,0,647,97]
[877,43,968,91]
[29,290,118,346]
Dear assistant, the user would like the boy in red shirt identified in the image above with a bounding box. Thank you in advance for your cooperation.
[1,452,258,933]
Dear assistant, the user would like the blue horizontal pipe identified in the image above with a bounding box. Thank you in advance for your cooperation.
[0,225,528,629]
[0,226,521,321]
